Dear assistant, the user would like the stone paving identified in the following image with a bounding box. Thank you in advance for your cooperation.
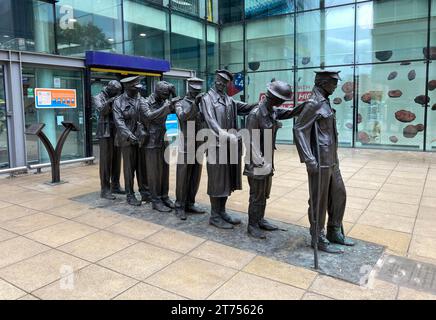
[0,145,435,300]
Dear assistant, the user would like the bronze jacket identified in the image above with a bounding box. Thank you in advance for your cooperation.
[175,95,204,154]
[244,101,300,179]
[141,93,172,149]
[93,90,115,139]
[113,92,143,148]
[199,87,255,197]
[293,87,339,167]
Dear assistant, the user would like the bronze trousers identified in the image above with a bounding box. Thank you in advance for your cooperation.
[307,165,346,237]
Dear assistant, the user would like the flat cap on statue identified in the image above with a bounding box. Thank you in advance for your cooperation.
[314,70,342,81]
[187,77,204,90]
[120,75,143,88]
[267,80,293,101]
[215,69,234,82]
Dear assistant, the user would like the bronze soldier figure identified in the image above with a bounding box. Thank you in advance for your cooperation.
[174,77,206,220]
[93,80,124,200]
[244,81,300,239]
[113,76,144,206]
[294,70,355,254]
[142,81,176,212]
[199,69,256,229]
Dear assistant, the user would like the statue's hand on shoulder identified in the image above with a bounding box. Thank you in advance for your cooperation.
[195,93,206,106]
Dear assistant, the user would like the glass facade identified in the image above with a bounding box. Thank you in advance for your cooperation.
[220,0,436,151]
[53,1,218,77]
[0,0,56,53]
[0,0,435,154]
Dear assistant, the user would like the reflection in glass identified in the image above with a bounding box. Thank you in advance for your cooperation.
[246,70,294,143]
[296,0,353,12]
[207,25,219,74]
[171,0,205,18]
[356,0,429,64]
[207,0,219,23]
[296,5,355,68]
[0,0,55,53]
[219,0,244,24]
[245,0,294,19]
[247,14,294,71]
[0,67,9,168]
[124,2,169,59]
[220,25,244,73]
[356,62,426,150]
[171,14,206,74]
[56,0,123,57]
[23,67,85,163]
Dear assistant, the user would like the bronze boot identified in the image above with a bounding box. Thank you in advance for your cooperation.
[327,226,355,246]
[209,197,233,229]
[247,204,266,239]
[219,197,241,225]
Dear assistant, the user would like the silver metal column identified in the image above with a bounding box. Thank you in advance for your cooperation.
[4,51,26,167]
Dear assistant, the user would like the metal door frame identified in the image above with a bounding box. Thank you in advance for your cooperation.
[0,50,85,169]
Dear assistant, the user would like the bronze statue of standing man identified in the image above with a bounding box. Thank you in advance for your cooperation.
[294,70,355,254]
[93,80,124,200]
[199,69,256,229]
[113,76,144,206]
[244,81,300,239]
[174,77,206,220]
[142,81,176,212]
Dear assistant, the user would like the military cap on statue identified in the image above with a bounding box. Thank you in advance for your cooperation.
[120,75,143,88]
[314,70,342,81]
[187,77,204,90]
[215,69,234,82]
[267,80,293,101]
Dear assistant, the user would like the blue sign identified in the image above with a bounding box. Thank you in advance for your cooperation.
[166,113,179,137]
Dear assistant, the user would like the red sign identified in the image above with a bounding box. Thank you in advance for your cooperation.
[259,91,312,108]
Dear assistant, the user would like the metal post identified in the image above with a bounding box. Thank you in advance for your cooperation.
[25,121,79,184]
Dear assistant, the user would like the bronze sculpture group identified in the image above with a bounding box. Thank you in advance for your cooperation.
[94,70,355,255]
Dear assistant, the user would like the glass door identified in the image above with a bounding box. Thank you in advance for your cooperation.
[0,66,10,168]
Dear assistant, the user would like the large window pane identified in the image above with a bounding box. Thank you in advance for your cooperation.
[171,14,206,74]
[207,25,219,73]
[245,0,294,19]
[356,62,426,150]
[356,0,429,64]
[296,67,354,147]
[0,0,55,53]
[427,0,436,151]
[56,0,123,57]
[220,25,243,72]
[427,62,436,151]
[296,0,354,12]
[246,14,294,71]
[246,70,294,143]
[296,5,355,68]
[431,0,436,53]
[124,1,169,59]
[23,67,85,164]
